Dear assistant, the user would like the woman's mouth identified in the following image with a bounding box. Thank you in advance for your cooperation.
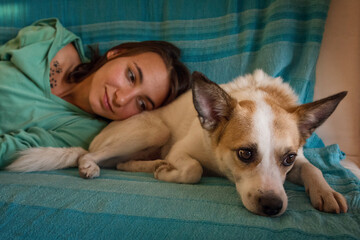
[104,88,114,113]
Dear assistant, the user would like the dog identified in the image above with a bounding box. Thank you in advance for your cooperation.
[7,70,348,217]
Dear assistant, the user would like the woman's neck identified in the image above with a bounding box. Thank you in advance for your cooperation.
[61,76,94,114]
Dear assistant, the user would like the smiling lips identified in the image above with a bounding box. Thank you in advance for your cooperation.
[104,88,114,113]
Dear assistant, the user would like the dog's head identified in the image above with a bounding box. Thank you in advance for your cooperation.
[192,70,347,217]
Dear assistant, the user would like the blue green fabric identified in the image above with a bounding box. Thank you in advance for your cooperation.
[0,146,359,239]
[0,0,328,104]
[0,0,359,239]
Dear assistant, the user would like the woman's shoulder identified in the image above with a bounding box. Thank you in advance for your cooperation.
[0,18,81,60]
[18,18,65,44]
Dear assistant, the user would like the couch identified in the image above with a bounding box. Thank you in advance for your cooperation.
[0,0,359,239]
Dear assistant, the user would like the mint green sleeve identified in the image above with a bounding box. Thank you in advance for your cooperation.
[0,119,107,168]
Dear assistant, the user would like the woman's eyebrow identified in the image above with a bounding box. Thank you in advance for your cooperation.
[134,62,155,109]
[134,62,143,83]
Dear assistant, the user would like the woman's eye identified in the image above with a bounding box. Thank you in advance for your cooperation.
[127,69,136,83]
[137,97,147,111]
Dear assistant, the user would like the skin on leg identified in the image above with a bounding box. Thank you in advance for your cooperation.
[286,148,348,213]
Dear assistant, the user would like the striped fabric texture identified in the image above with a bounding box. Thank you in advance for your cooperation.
[0,146,359,239]
[1,0,329,103]
[0,0,359,239]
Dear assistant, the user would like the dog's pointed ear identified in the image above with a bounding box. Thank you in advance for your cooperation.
[294,91,347,140]
[192,71,236,131]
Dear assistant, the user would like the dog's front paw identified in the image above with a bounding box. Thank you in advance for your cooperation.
[78,160,100,179]
[307,186,348,214]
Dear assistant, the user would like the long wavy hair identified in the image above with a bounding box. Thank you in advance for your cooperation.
[67,41,191,107]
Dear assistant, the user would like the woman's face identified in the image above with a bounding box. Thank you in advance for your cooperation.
[87,52,170,120]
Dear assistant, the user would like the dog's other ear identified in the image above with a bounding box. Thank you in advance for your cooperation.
[294,91,347,140]
[192,71,236,131]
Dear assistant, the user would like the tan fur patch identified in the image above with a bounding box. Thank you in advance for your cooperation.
[265,97,299,143]
[238,100,256,114]
[217,103,256,147]
[259,85,297,110]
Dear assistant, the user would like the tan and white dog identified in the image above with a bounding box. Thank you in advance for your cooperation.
[8,70,348,217]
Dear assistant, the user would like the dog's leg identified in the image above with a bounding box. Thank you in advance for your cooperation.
[118,156,203,184]
[78,113,170,179]
[78,150,107,179]
[286,148,348,213]
[152,146,204,184]
[116,159,165,173]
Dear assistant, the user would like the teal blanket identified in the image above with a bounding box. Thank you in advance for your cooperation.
[0,0,359,239]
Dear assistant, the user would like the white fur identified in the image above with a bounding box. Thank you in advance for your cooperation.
[255,98,283,181]
[254,97,274,166]
[6,147,86,172]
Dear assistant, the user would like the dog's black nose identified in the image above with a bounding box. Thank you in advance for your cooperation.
[259,195,283,216]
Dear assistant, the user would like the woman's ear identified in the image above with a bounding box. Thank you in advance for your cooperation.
[106,48,126,60]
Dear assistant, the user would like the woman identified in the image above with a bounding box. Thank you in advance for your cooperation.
[0,18,191,168]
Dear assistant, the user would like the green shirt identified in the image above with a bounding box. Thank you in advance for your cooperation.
[0,18,108,168]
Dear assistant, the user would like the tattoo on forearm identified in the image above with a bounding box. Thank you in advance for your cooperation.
[49,60,62,88]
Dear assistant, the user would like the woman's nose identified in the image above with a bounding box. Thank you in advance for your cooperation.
[114,89,135,107]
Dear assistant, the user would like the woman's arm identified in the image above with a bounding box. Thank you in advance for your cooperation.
[0,118,107,169]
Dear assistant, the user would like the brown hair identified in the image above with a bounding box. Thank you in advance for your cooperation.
[67,41,191,106]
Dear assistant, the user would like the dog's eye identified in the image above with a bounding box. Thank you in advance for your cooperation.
[237,149,254,163]
[282,153,297,166]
